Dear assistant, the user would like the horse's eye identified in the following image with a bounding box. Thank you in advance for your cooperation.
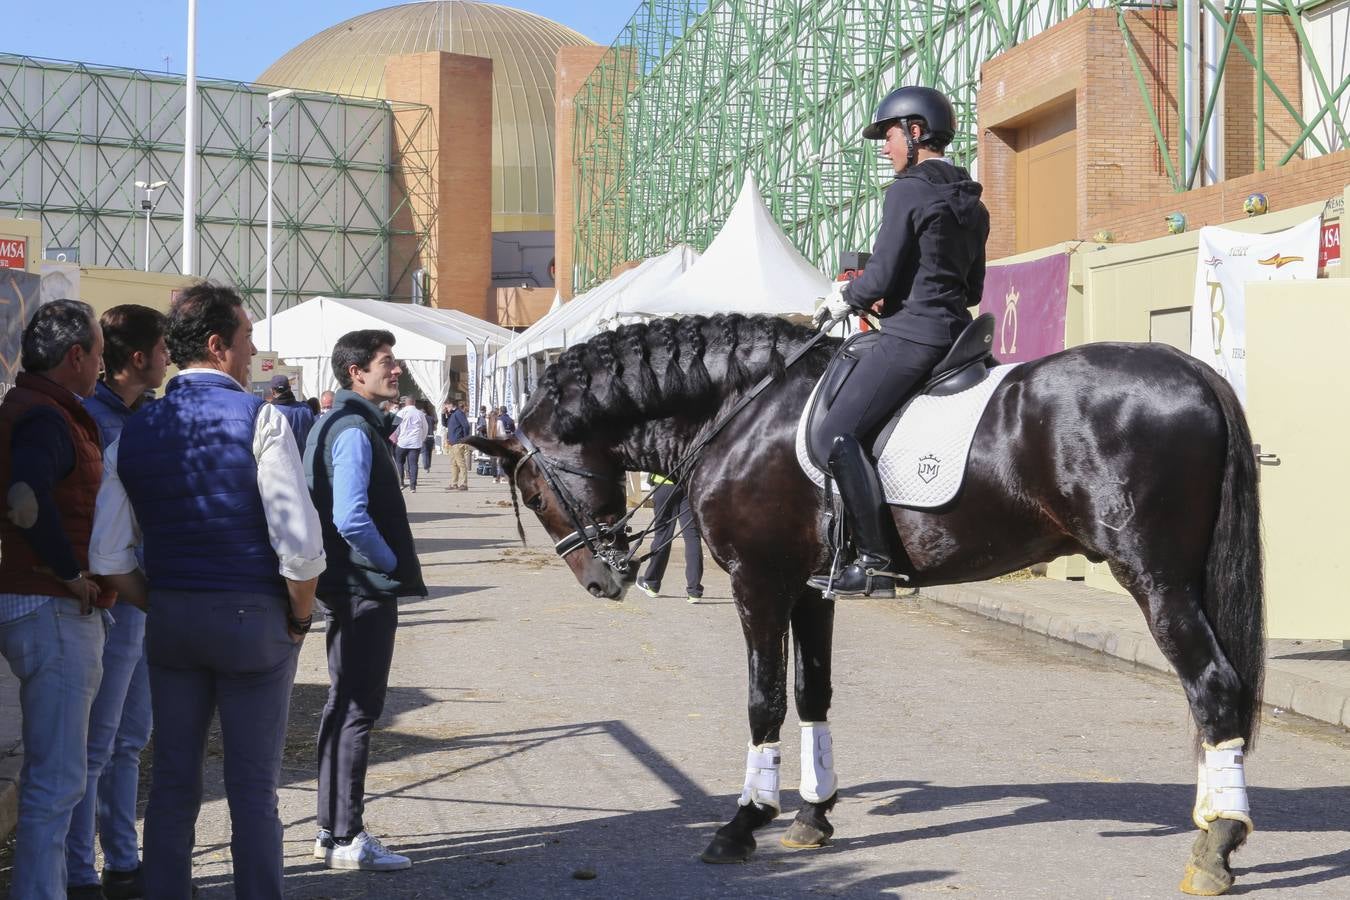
[525,494,545,511]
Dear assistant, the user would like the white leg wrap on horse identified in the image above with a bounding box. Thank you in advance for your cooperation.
[1192,737,1253,833]
[798,721,838,804]
[738,741,782,811]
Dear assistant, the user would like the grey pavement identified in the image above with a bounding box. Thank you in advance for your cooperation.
[920,579,1350,731]
[1,459,1349,897]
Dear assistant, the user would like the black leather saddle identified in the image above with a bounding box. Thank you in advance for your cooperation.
[804,314,997,469]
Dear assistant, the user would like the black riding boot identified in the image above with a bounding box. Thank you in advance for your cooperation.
[809,434,903,598]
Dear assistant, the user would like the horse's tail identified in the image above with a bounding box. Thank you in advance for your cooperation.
[1193,361,1266,749]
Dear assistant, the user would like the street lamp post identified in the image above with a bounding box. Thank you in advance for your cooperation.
[182,0,198,275]
[135,180,169,272]
[265,88,295,352]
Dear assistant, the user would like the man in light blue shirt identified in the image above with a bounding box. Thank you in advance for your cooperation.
[303,329,426,872]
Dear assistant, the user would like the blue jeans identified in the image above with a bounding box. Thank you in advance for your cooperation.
[66,603,151,886]
[0,597,105,900]
[143,590,299,900]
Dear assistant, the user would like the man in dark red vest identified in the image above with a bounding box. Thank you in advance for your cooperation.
[0,299,108,900]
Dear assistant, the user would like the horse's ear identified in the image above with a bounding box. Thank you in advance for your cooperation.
[463,434,521,465]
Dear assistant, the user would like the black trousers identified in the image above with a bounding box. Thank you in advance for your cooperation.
[641,483,704,596]
[422,436,434,471]
[395,446,421,489]
[315,593,398,839]
[816,331,949,444]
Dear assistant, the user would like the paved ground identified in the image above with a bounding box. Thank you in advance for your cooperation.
[3,460,1349,897]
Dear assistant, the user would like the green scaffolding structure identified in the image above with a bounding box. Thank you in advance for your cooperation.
[572,0,1350,292]
[0,53,435,316]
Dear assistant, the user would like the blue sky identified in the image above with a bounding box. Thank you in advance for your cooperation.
[4,1,635,84]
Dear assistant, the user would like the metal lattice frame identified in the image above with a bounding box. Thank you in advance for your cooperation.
[0,53,434,316]
[572,0,1350,292]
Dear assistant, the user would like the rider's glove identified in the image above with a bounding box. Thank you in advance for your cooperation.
[812,280,854,329]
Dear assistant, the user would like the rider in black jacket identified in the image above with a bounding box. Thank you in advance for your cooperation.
[808,85,990,599]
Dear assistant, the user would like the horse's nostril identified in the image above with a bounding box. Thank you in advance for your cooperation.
[587,583,604,597]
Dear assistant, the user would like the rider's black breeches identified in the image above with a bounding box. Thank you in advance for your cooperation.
[816,331,949,446]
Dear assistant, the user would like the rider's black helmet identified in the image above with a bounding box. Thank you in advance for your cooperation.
[862,86,957,147]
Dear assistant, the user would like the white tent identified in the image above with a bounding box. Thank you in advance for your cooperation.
[493,244,700,369]
[487,178,832,410]
[258,296,514,404]
[600,174,831,325]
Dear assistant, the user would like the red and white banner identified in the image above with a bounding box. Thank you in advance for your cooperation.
[0,238,26,270]
[1320,219,1341,270]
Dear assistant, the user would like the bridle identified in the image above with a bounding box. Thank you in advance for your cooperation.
[513,430,636,574]
[512,318,842,575]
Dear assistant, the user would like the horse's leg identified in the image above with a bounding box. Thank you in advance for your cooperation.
[1115,571,1252,896]
[781,586,838,850]
[700,592,791,864]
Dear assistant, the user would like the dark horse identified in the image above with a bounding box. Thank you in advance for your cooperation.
[467,313,1264,896]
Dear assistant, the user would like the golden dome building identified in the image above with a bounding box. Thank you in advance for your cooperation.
[259,1,595,317]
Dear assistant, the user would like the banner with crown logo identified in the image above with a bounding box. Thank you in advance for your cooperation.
[977,252,1070,363]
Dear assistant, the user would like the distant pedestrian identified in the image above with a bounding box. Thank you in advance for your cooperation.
[444,400,472,491]
[90,282,325,900]
[303,329,426,872]
[392,396,427,491]
[269,373,316,451]
[418,399,435,473]
[319,390,335,415]
[0,300,107,900]
[69,304,168,900]
[306,396,321,416]
[635,476,704,603]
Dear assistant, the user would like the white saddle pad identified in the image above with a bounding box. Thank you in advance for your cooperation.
[795,364,1020,509]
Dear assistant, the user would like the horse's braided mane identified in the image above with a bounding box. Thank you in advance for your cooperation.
[534,313,821,443]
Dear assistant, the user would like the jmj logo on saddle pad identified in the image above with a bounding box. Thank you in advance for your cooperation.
[917,454,940,483]
[795,364,1020,508]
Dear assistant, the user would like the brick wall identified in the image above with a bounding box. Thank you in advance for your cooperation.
[1086,149,1350,243]
[553,46,609,301]
[979,8,1310,259]
[385,52,494,318]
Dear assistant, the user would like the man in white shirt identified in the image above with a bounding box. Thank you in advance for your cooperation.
[392,395,428,492]
[89,283,325,900]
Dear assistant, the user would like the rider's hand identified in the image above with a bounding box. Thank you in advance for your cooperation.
[812,281,854,329]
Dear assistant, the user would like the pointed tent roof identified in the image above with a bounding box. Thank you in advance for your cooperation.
[492,244,700,368]
[606,175,830,322]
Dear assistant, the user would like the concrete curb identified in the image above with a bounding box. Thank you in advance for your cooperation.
[921,580,1350,732]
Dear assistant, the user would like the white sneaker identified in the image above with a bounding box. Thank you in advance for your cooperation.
[325,831,412,871]
[314,829,334,862]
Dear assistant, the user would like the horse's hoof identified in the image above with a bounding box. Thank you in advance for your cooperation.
[780,819,831,849]
[700,832,756,864]
[1180,862,1233,896]
[1180,822,1244,896]
[780,798,836,849]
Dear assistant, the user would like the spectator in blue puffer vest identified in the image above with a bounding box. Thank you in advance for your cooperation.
[268,373,315,452]
[89,282,325,900]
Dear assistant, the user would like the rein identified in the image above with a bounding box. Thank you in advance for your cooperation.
[514,317,843,574]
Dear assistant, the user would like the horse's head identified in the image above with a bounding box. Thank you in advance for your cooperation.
[465,429,636,600]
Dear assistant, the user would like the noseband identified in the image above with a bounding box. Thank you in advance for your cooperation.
[513,431,634,574]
